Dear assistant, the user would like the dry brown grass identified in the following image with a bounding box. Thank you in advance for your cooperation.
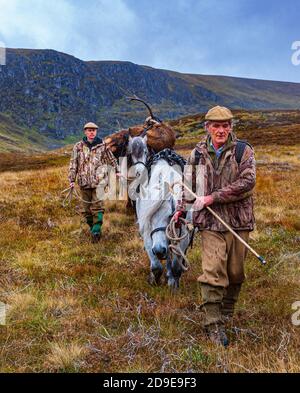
[0,113,299,372]
[45,342,88,372]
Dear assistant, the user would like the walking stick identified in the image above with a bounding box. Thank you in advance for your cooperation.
[174,181,267,266]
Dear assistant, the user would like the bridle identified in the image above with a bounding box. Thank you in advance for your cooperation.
[131,161,148,169]
[150,226,167,240]
[150,204,176,241]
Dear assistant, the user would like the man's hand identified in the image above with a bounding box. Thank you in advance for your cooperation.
[192,195,214,211]
[173,211,183,223]
[173,211,186,228]
[70,182,75,189]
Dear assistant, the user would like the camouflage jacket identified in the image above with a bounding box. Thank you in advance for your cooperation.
[178,133,256,231]
[68,137,119,189]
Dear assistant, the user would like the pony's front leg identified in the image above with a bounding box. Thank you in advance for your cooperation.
[168,233,191,290]
[144,243,164,286]
[166,255,180,290]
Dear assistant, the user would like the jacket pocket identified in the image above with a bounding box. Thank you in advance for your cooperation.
[228,197,254,228]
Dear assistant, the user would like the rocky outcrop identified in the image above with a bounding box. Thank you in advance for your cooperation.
[0,48,300,146]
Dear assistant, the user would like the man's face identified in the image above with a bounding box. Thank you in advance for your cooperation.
[207,121,232,148]
[84,128,97,142]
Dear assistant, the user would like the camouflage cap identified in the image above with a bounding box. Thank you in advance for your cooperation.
[205,106,234,121]
[84,122,99,130]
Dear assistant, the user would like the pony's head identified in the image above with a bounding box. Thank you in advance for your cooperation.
[136,160,182,261]
[127,135,149,179]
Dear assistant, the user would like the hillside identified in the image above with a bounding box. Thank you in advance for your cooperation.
[0,113,56,153]
[0,110,299,372]
[0,48,300,151]
[171,109,300,149]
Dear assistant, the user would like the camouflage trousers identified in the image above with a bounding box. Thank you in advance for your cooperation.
[80,188,105,225]
[198,230,250,326]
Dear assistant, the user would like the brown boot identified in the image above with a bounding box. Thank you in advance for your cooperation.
[221,284,242,320]
[206,323,229,347]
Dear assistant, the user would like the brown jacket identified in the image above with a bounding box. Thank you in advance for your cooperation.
[178,133,256,231]
[68,138,119,189]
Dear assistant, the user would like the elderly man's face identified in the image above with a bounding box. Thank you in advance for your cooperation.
[207,121,232,148]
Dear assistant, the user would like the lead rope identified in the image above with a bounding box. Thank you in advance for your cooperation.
[166,217,194,272]
[61,186,107,207]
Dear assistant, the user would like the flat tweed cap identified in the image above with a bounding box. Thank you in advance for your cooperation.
[205,106,234,121]
[84,122,99,130]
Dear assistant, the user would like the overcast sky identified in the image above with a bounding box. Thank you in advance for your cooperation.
[0,0,299,82]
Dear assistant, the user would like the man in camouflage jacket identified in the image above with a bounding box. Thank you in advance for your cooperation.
[68,122,119,242]
[174,106,256,346]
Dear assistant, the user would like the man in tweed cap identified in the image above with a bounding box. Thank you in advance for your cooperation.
[175,106,256,346]
[68,122,119,242]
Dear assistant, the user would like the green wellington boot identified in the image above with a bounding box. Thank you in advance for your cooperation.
[91,212,103,243]
[86,215,94,230]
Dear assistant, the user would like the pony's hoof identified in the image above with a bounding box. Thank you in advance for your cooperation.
[148,272,157,286]
[148,269,163,286]
[167,277,180,291]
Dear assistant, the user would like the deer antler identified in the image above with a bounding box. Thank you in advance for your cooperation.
[127,96,156,120]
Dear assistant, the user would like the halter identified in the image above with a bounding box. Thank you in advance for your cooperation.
[150,207,176,240]
[131,161,148,169]
[150,227,167,239]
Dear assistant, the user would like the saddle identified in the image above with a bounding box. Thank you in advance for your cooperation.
[146,148,187,174]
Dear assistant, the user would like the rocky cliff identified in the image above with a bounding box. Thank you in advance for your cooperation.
[0,48,300,149]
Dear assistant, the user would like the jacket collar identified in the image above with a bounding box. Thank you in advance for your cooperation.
[83,136,103,149]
